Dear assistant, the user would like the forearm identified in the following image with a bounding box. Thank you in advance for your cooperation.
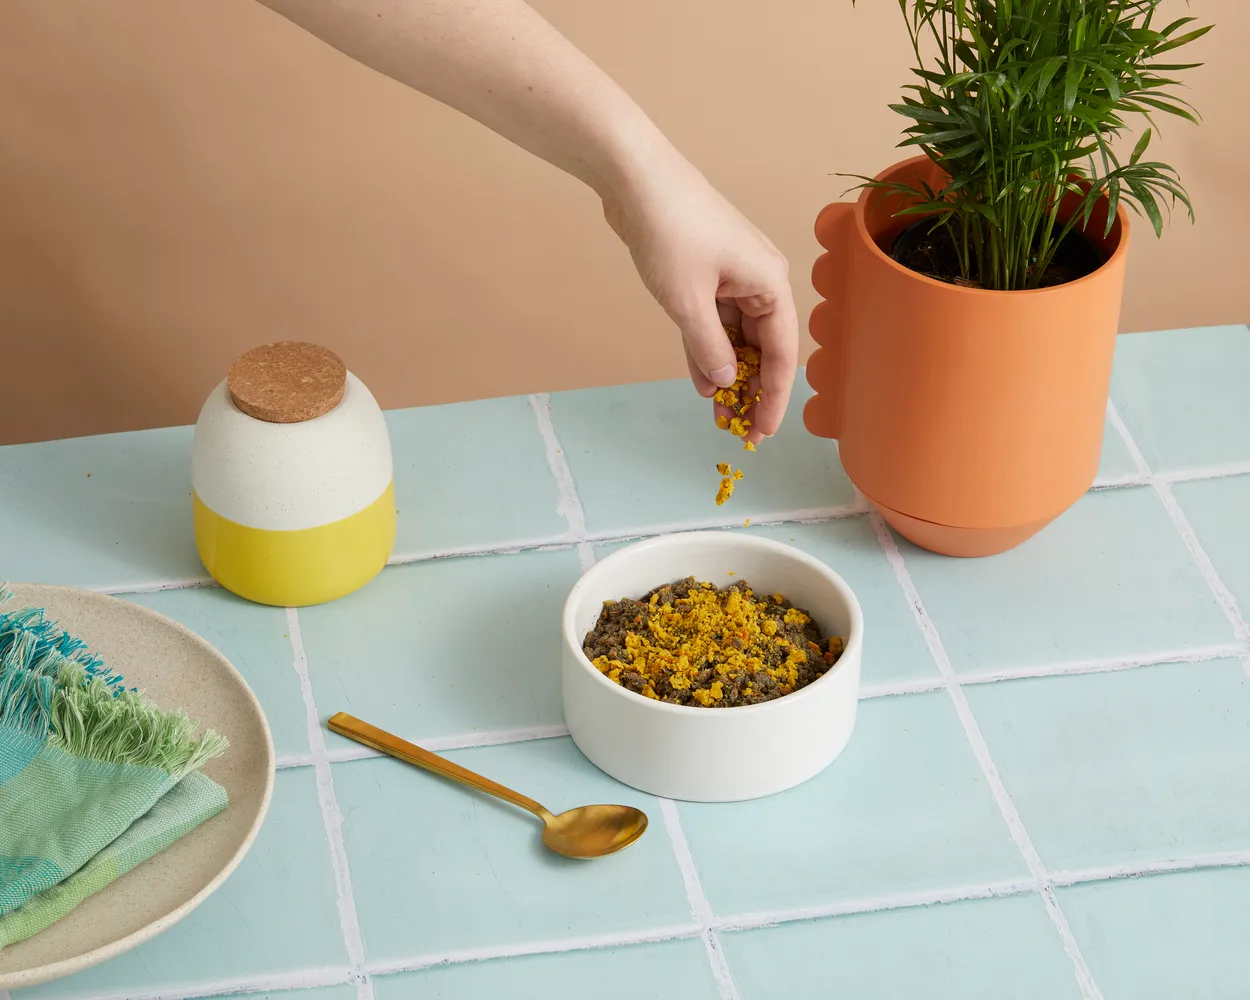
[254,0,676,201]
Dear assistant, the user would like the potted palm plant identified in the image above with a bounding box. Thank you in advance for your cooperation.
[805,0,1211,555]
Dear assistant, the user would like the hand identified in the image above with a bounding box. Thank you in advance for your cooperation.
[602,155,799,445]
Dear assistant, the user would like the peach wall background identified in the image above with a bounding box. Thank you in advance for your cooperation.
[0,0,1244,446]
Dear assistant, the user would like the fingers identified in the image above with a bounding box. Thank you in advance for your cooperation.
[668,292,739,389]
[738,289,799,440]
[684,343,717,398]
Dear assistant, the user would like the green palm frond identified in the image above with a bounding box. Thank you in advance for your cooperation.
[848,0,1210,290]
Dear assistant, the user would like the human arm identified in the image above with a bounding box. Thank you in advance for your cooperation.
[253,0,798,439]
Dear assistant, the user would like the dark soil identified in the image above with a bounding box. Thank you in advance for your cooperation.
[890,218,1105,288]
[582,577,842,708]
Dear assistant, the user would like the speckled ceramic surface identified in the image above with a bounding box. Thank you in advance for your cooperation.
[0,584,274,990]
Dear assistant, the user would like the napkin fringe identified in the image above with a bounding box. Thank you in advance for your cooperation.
[0,589,123,691]
[0,649,56,737]
[51,664,228,779]
[0,589,227,778]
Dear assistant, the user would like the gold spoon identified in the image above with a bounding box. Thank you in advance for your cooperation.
[327,712,648,859]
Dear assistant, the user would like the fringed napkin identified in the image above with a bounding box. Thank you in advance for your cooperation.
[0,595,227,948]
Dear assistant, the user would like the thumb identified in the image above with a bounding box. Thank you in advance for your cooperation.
[671,295,738,389]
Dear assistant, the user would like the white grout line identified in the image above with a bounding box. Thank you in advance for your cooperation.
[659,799,742,1000]
[857,676,948,699]
[18,967,358,1000]
[275,723,572,770]
[955,643,1249,686]
[366,924,703,976]
[528,393,595,571]
[387,533,577,567]
[712,878,1043,932]
[1050,850,1250,887]
[286,607,374,1000]
[350,499,870,577]
[868,512,1105,1000]
[1157,460,1250,484]
[1107,402,1250,646]
[369,500,872,577]
[1155,478,1250,642]
[578,501,872,545]
[92,577,216,595]
[1089,473,1151,491]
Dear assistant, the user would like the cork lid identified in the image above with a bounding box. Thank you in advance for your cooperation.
[227,342,347,423]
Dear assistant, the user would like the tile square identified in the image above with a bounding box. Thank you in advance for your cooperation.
[1172,474,1250,619]
[723,894,1082,1000]
[550,376,855,535]
[0,426,201,590]
[1059,867,1250,1000]
[966,660,1250,871]
[334,738,692,962]
[386,397,567,558]
[19,769,348,999]
[746,518,938,688]
[374,939,719,1000]
[677,692,1028,916]
[126,587,308,758]
[1110,325,1250,473]
[300,548,581,750]
[900,487,1236,674]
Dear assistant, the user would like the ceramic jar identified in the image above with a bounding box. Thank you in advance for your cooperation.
[192,341,396,606]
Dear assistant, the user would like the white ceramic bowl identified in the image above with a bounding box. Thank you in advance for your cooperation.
[562,531,863,801]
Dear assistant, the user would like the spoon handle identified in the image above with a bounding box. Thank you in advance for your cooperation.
[327,712,553,821]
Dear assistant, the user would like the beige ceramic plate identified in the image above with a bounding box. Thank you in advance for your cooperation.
[0,584,275,989]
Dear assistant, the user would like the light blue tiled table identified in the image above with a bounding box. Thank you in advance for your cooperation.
[3,324,1249,1000]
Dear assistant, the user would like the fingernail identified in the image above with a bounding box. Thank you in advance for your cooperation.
[710,364,737,388]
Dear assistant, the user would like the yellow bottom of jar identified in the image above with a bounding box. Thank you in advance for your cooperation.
[193,483,397,607]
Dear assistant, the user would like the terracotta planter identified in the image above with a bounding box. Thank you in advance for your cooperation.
[804,156,1131,557]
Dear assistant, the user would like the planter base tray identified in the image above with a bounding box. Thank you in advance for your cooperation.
[871,497,1056,558]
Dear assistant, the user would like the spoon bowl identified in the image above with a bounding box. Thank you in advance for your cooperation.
[542,804,648,859]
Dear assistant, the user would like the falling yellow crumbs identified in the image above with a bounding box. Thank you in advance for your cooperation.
[714,464,746,506]
[713,325,763,504]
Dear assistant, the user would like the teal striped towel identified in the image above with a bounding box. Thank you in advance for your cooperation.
[0,595,228,949]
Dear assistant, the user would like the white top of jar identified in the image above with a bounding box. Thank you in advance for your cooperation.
[192,372,393,531]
